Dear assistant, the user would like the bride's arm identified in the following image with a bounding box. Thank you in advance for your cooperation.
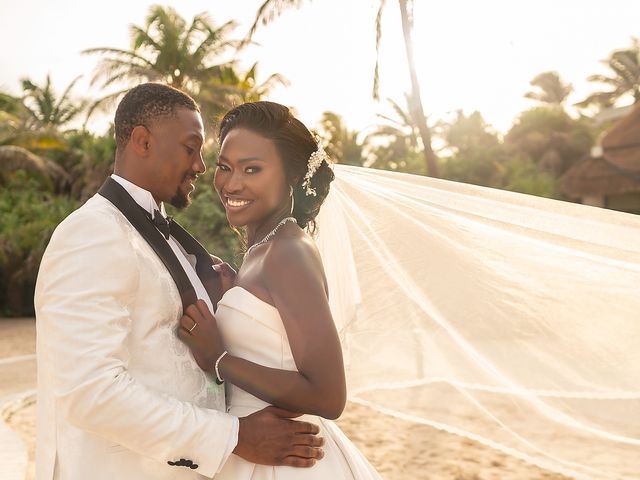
[179,237,347,420]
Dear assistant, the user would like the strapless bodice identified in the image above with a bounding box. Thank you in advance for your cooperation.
[215,286,297,414]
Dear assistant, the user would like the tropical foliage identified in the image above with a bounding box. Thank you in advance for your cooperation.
[505,107,594,177]
[439,111,506,188]
[20,75,86,130]
[83,5,285,126]
[0,172,78,315]
[317,112,366,167]
[525,71,573,106]
[84,7,237,109]
[365,97,425,174]
[0,5,292,315]
[437,105,595,200]
[4,6,638,316]
[578,37,640,108]
[246,0,440,177]
[197,62,289,124]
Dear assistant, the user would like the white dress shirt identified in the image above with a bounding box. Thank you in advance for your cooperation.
[111,174,238,471]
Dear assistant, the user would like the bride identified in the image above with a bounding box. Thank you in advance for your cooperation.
[178,101,381,478]
[179,101,640,480]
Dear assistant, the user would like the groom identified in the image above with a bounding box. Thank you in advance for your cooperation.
[34,83,323,479]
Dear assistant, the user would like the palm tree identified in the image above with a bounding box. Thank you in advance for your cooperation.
[83,5,239,118]
[197,62,289,122]
[369,96,420,151]
[230,62,289,103]
[246,0,439,177]
[395,0,438,177]
[524,71,573,106]
[20,74,85,130]
[578,37,640,108]
[0,77,81,151]
[364,96,425,173]
[317,112,366,166]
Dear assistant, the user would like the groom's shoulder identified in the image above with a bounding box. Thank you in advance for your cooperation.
[58,193,118,225]
[50,193,128,243]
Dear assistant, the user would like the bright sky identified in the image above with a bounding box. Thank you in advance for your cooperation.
[1,0,639,136]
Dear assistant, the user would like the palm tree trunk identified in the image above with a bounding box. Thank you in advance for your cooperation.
[398,0,439,177]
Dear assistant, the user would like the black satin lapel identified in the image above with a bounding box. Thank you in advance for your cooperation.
[170,221,224,307]
[97,177,198,310]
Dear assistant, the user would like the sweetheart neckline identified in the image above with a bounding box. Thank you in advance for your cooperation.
[218,285,279,312]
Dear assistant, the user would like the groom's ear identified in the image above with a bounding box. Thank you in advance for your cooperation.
[130,125,151,157]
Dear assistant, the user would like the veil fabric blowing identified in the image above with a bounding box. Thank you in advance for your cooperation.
[314,164,640,480]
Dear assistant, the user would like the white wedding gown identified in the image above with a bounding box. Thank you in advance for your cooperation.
[214,286,382,479]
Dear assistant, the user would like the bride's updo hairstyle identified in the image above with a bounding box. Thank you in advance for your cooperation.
[218,101,334,233]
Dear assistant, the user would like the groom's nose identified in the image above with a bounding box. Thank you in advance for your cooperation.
[193,152,205,174]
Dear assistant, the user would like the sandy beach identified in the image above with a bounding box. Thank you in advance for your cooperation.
[0,318,570,480]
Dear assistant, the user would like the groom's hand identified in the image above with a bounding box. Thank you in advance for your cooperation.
[211,255,236,294]
[233,406,324,467]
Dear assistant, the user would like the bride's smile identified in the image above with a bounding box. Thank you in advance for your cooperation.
[223,195,253,209]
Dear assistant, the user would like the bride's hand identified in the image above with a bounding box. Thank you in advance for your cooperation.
[177,300,225,373]
[211,255,236,294]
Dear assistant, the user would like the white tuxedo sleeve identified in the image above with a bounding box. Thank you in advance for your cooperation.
[35,208,235,477]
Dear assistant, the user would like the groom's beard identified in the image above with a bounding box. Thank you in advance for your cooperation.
[169,172,197,209]
[169,189,191,209]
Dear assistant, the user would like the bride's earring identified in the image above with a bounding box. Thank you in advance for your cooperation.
[289,185,295,215]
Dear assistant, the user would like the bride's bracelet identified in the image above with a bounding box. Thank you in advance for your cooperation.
[214,350,228,385]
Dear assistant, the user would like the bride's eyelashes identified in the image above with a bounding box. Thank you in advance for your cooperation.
[215,163,262,174]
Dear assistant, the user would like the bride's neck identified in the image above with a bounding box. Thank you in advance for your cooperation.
[246,209,292,246]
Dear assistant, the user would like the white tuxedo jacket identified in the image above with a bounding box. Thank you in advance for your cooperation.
[35,187,235,480]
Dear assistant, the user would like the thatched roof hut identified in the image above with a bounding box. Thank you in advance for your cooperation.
[560,103,640,212]
[561,155,640,198]
[601,102,640,173]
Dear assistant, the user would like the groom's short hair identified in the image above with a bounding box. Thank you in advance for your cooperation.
[114,83,199,150]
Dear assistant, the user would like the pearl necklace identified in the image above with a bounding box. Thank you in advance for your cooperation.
[244,216,297,258]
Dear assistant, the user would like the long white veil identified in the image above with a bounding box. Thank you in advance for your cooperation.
[315,164,640,480]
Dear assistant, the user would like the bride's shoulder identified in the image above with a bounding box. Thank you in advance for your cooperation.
[262,225,324,282]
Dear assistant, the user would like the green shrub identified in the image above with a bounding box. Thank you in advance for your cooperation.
[0,171,78,316]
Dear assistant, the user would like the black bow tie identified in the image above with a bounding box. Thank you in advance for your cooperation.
[151,209,173,240]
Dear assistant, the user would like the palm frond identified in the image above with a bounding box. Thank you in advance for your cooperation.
[128,25,162,52]
[191,20,239,64]
[51,75,83,124]
[574,91,616,109]
[582,39,640,107]
[244,0,304,46]
[259,72,290,89]
[373,0,387,100]
[375,113,403,128]
[586,73,618,85]
[82,47,155,65]
[84,88,130,125]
